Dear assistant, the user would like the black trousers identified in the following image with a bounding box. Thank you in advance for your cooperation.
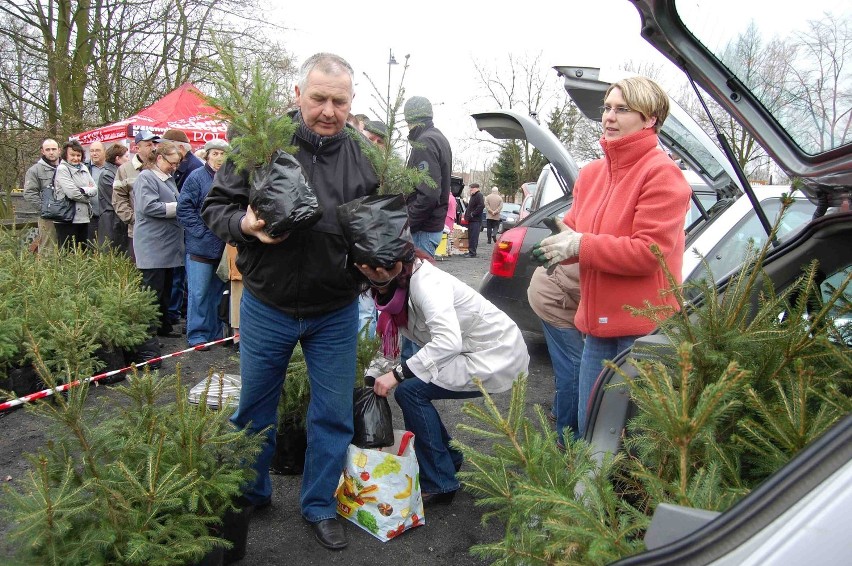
[486,219,500,242]
[55,222,91,251]
[467,221,482,255]
[140,267,175,334]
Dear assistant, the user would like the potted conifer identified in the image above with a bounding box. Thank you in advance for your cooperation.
[453,199,852,564]
[0,231,157,399]
[270,344,310,475]
[204,38,320,238]
[1,358,263,565]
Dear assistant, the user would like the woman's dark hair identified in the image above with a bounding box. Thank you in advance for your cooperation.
[105,144,128,165]
[62,140,85,160]
[353,248,435,293]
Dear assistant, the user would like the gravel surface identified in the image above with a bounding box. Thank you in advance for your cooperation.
[0,239,554,565]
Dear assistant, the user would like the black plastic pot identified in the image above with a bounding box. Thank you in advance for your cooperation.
[189,545,224,566]
[93,345,129,384]
[269,419,307,475]
[222,504,252,564]
[0,364,42,402]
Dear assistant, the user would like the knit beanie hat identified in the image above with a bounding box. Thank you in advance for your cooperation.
[204,138,230,152]
[404,96,433,123]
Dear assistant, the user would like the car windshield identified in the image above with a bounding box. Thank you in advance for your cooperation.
[503,203,520,214]
[675,0,851,156]
[689,196,817,282]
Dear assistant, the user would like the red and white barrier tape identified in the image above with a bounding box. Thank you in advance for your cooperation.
[0,335,237,413]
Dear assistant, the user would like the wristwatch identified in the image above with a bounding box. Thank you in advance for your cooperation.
[392,364,405,383]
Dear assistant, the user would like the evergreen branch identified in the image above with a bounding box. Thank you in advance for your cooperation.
[204,35,297,175]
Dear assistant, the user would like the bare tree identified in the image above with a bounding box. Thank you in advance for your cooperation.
[0,0,294,136]
[786,13,852,153]
[0,0,298,193]
[469,52,567,190]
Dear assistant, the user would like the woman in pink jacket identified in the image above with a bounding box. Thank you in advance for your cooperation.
[533,76,691,437]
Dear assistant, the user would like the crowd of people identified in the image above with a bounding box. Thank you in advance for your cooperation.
[22,52,686,555]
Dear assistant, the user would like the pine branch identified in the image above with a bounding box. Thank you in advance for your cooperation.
[204,35,297,175]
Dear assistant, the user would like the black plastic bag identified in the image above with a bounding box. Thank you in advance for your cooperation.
[337,193,415,269]
[352,383,394,449]
[250,149,322,238]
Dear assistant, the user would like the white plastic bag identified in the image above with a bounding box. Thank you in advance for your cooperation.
[336,430,425,541]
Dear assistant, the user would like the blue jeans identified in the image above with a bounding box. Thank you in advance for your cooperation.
[394,378,481,494]
[541,321,584,443]
[185,255,227,346]
[411,230,442,258]
[578,334,640,437]
[168,265,186,322]
[233,289,358,522]
[357,291,377,338]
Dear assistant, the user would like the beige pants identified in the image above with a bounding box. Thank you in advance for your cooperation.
[37,218,57,255]
[230,279,243,336]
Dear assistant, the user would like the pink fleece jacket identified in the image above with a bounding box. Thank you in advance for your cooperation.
[563,128,691,338]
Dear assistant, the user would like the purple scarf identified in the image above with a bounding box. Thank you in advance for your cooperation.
[374,287,408,359]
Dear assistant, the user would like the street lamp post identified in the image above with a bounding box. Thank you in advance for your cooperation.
[387,49,398,126]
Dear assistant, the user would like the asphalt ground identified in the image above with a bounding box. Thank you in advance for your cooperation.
[0,237,555,565]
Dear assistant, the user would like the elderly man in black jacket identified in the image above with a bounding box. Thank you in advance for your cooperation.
[403,95,452,257]
[202,52,378,552]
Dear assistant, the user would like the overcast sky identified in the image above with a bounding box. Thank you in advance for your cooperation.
[269,0,846,170]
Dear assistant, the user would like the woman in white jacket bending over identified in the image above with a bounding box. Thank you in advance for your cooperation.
[357,248,529,506]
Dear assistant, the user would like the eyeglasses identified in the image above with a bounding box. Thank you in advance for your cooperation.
[161,155,181,167]
[599,105,636,116]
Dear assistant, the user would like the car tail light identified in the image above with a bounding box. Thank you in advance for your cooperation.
[490,227,527,278]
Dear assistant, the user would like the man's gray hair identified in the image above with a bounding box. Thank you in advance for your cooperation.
[298,53,355,93]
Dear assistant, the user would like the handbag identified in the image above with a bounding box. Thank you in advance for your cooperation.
[40,162,75,223]
[336,430,425,541]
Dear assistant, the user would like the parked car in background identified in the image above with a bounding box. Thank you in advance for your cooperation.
[499,202,521,231]
[517,194,534,223]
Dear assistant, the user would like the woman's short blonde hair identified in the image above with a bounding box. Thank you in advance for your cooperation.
[605,76,670,132]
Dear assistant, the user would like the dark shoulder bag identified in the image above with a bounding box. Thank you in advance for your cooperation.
[41,160,75,223]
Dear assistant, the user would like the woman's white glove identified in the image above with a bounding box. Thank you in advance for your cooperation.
[531,218,583,267]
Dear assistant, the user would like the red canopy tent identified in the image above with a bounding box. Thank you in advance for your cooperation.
[72,82,226,149]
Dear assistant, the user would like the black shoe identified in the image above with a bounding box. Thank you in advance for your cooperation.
[235,494,271,510]
[156,325,180,338]
[466,252,477,258]
[309,518,348,550]
[422,490,457,506]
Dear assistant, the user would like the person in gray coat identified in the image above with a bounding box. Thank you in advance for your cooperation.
[53,140,97,250]
[133,140,185,338]
[97,144,131,255]
[23,138,61,254]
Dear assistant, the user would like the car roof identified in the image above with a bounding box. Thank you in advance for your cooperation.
[631,0,852,192]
